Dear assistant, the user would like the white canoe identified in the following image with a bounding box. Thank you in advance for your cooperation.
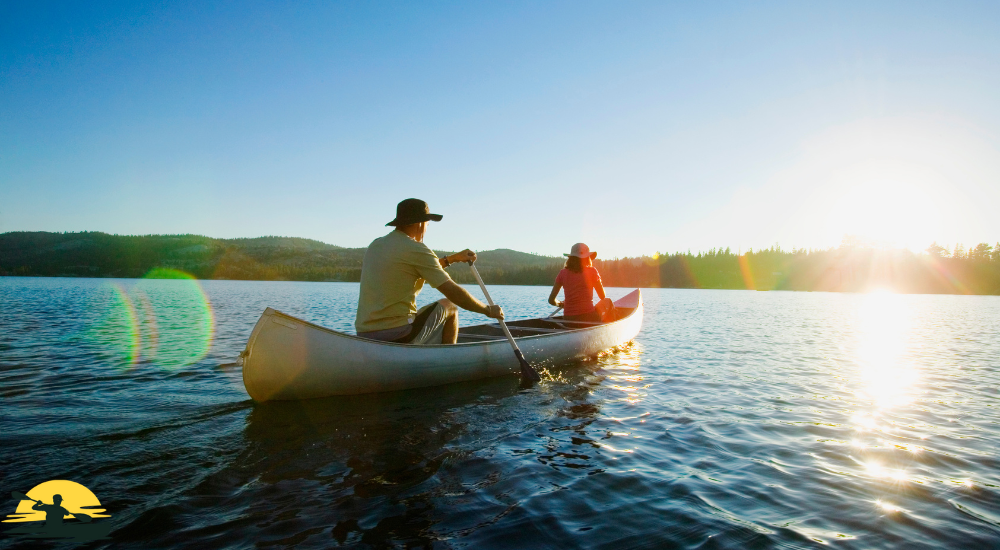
[240,289,643,401]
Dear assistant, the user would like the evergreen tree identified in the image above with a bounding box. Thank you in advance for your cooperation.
[970,243,993,261]
[925,242,949,257]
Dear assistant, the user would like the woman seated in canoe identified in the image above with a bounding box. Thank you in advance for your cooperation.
[548,243,615,322]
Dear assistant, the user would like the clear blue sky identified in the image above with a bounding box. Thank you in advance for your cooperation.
[3,1,999,257]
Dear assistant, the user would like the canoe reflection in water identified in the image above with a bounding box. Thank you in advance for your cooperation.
[233,348,626,547]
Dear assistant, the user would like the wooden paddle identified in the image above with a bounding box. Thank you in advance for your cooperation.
[10,491,93,523]
[468,258,541,382]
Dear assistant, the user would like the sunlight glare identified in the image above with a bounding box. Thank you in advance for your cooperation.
[855,292,918,408]
[824,165,944,250]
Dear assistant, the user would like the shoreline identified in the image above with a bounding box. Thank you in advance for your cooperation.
[4,273,999,297]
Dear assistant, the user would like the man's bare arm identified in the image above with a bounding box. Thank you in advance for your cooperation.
[437,280,503,319]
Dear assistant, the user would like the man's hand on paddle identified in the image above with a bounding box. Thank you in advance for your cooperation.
[439,250,477,268]
[456,249,476,264]
[484,304,504,320]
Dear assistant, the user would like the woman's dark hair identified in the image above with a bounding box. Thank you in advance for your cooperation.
[565,255,582,273]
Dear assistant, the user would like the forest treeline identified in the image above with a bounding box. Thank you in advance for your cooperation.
[512,242,1000,295]
[3,232,999,295]
[0,231,560,285]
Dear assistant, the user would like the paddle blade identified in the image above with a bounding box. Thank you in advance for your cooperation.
[73,513,93,523]
[514,350,541,382]
[11,491,31,502]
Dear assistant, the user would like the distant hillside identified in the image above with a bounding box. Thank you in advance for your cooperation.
[0,231,563,284]
[3,232,998,294]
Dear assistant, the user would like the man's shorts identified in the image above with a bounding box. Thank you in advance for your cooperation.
[357,301,450,345]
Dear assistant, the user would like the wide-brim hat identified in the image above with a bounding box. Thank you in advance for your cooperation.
[564,242,597,259]
[386,198,443,227]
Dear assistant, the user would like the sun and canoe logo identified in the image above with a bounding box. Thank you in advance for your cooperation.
[3,480,112,542]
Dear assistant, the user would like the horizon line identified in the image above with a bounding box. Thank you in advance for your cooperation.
[2,230,996,259]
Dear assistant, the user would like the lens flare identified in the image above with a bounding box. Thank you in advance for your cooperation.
[90,284,141,367]
[136,269,215,368]
[132,289,160,362]
[91,269,214,369]
[924,257,971,294]
[738,254,756,290]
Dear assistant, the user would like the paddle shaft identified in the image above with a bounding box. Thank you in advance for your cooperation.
[468,261,540,381]
[469,264,519,352]
[10,491,92,522]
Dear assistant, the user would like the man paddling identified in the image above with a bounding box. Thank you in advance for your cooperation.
[355,198,504,344]
[32,494,71,527]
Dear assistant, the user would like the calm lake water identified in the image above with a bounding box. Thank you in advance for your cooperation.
[2,277,999,549]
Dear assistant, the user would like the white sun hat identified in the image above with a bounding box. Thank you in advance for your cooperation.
[564,243,597,259]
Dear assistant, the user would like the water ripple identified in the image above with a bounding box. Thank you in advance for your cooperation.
[1,278,999,548]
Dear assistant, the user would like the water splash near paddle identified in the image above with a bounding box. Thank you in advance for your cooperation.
[468,256,541,384]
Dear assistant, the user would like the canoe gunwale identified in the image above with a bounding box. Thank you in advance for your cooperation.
[249,297,640,350]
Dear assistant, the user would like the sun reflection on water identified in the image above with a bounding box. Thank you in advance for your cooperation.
[846,289,931,512]
[605,345,645,405]
[855,290,918,409]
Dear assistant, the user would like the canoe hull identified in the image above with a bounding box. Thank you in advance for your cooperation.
[242,290,642,401]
